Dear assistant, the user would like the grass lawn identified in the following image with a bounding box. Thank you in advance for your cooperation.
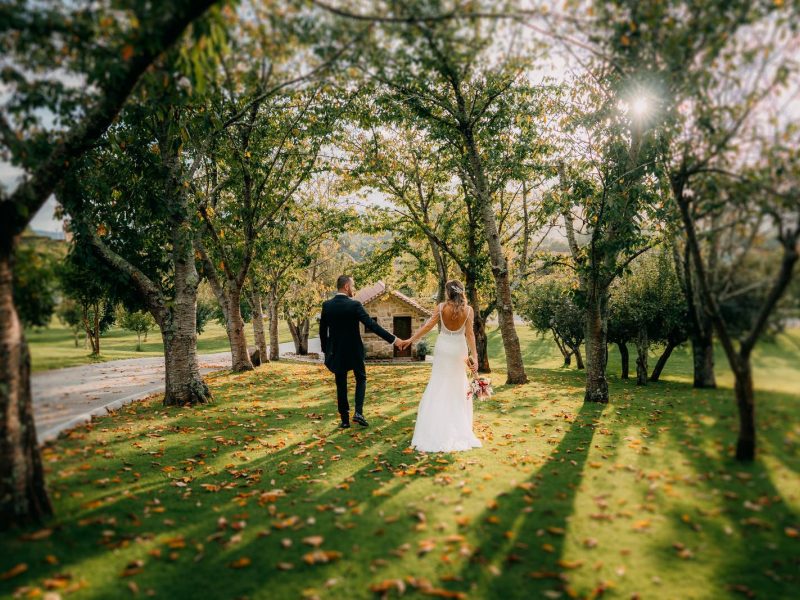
[25,320,314,372]
[2,329,798,599]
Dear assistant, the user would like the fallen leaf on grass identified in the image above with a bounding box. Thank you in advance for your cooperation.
[121,560,145,577]
[302,536,324,547]
[19,528,53,541]
[370,579,406,595]
[229,557,251,569]
[303,550,342,565]
[557,559,583,569]
[0,563,28,580]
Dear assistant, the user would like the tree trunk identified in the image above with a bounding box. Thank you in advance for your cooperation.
[618,342,629,379]
[248,287,268,364]
[465,275,490,373]
[288,318,310,355]
[691,333,717,389]
[0,248,52,527]
[162,202,211,406]
[288,320,301,354]
[268,293,280,361]
[635,326,648,386]
[552,331,571,366]
[160,319,209,406]
[650,339,677,382]
[573,344,585,370]
[427,234,448,303]
[202,270,253,373]
[225,288,253,372]
[93,303,101,354]
[299,318,309,355]
[584,286,609,403]
[733,358,755,461]
[464,132,527,384]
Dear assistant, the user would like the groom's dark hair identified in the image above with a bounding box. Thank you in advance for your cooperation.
[336,275,352,291]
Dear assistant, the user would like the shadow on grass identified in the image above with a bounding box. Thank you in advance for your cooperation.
[454,401,605,598]
[1,365,437,599]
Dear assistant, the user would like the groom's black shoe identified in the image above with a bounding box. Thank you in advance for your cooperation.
[339,421,350,429]
[353,413,369,427]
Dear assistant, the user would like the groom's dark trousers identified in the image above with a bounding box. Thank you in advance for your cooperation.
[319,293,396,423]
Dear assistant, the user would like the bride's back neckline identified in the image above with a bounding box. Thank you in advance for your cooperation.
[439,303,468,333]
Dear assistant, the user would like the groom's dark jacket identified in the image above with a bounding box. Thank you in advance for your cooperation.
[319,294,396,374]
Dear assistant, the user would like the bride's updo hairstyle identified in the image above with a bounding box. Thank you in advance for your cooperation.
[445,279,467,316]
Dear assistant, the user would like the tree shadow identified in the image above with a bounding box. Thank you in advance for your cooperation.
[453,401,604,598]
[1,365,437,599]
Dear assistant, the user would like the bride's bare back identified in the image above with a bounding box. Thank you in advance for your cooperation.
[440,302,469,331]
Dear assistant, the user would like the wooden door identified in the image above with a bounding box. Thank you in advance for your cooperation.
[393,316,412,358]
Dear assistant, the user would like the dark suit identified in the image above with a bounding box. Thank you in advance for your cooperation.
[319,294,396,421]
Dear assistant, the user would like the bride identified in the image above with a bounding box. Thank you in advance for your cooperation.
[404,280,482,453]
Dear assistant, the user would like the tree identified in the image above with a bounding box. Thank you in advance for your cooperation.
[254,186,354,359]
[345,125,496,371]
[355,1,552,383]
[675,157,799,460]
[57,246,117,356]
[62,66,216,407]
[193,82,334,371]
[0,0,223,526]
[608,248,686,385]
[56,300,84,348]
[518,277,585,369]
[12,240,58,329]
[608,0,800,458]
[118,308,156,351]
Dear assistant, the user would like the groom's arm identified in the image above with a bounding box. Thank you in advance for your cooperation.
[355,301,397,345]
[319,304,329,353]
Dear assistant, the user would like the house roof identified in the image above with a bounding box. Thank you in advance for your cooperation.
[355,281,432,317]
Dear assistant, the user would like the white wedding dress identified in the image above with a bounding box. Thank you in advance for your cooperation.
[410,308,482,453]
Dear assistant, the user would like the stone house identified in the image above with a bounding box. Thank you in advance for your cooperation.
[355,281,432,360]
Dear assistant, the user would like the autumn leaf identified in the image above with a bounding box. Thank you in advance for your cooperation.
[229,557,252,569]
[302,550,342,565]
[121,44,135,61]
[19,528,53,541]
[302,536,324,547]
[0,563,28,580]
[120,560,144,577]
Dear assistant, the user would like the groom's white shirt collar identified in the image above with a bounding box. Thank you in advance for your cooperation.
[335,292,348,296]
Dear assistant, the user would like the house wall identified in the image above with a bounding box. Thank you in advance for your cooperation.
[361,294,429,359]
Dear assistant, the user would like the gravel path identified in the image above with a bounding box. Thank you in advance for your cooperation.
[32,339,321,444]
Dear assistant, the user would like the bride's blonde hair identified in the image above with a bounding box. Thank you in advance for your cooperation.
[444,279,467,317]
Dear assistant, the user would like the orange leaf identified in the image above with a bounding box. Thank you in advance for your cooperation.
[0,563,28,580]
[121,44,135,61]
[229,557,251,569]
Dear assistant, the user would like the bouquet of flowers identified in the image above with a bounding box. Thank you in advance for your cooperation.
[468,375,493,401]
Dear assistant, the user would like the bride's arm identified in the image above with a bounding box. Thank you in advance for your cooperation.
[465,307,478,372]
[408,304,440,345]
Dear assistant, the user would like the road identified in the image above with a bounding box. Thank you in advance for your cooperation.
[32,339,321,444]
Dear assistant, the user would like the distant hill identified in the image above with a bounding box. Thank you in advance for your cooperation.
[30,229,66,241]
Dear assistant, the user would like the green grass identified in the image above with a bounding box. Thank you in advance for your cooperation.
[1,330,798,599]
[25,319,314,372]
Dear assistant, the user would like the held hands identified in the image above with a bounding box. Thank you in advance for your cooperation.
[395,338,412,351]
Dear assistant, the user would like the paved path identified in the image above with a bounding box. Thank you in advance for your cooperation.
[32,339,321,444]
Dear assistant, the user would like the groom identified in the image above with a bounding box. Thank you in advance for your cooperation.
[319,275,409,429]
